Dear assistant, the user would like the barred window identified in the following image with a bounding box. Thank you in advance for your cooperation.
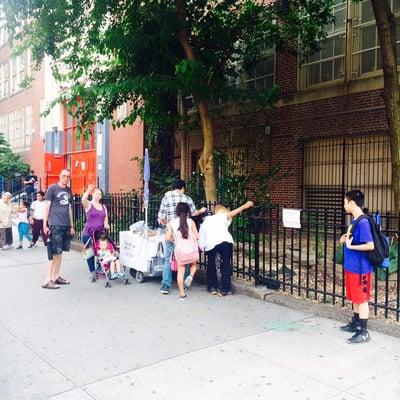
[352,0,400,77]
[299,0,347,89]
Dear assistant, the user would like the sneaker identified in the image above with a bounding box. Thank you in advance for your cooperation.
[160,285,170,295]
[340,319,358,333]
[89,272,97,283]
[178,295,187,302]
[16,245,22,250]
[347,329,371,344]
[184,275,193,288]
[117,271,125,279]
[110,272,118,280]
[219,291,233,297]
[207,287,218,295]
[28,242,36,248]
[2,244,11,250]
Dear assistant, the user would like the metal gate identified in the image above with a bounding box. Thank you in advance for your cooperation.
[303,135,393,213]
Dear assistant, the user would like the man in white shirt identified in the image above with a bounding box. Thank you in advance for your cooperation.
[199,201,253,296]
[29,191,48,247]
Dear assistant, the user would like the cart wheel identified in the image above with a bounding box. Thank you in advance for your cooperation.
[129,269,136,279]
[124,278,131,285]
[105,281,111,288]
[135,271,145,283]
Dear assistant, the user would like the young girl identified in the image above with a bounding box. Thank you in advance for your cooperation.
[16,201,33,249]
[166,202,199,302]
[97,236,124,280]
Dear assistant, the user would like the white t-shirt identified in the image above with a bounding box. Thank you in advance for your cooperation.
[170,217,194,236]
[30,200,46,220]
[199,213,233,252]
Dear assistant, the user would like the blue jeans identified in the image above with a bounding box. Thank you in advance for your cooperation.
[161,241,190,288]
[82,234,95,273]
[18,223,32,242]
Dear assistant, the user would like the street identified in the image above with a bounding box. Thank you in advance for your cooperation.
[0,242,399,400]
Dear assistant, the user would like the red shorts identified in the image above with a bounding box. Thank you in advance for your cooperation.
[345,270,371,304]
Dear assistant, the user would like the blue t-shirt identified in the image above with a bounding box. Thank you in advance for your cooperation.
[344,217,374,274]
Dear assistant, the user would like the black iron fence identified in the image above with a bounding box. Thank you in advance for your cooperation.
[73,194,400,321]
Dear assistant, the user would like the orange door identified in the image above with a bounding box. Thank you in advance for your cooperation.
[44,154,66,189]
[70,151,97,194]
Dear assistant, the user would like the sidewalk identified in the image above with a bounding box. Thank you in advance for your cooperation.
[0,242,399,400]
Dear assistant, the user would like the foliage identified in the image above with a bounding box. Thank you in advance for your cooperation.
[4,0,335,143]
[0,133,30,180]
[185,148,291,207]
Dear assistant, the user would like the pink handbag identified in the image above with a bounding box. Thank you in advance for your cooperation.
[170,252,178,272]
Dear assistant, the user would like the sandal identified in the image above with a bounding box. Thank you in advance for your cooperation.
[42,280,60,289]
[55,277,70,285]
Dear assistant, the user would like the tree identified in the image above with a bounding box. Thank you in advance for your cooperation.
[369,0,400,212]
[0,133,30,180]
[5,0,334,201]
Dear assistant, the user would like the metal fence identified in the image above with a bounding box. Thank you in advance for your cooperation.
[73,195,400,321]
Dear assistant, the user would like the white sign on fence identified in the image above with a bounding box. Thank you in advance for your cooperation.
[282,208,301,229]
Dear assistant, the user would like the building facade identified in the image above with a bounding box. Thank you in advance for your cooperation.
[181,0,396,213]
[0,4,144,194]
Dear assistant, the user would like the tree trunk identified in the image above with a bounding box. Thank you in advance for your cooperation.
[371,0,400,212]
[178,94,187,179]
[175,0,217,202]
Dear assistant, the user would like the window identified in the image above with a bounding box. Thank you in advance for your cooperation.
[63,106,95,153]
[10,54,24,93]
[352,0,400,77]
[299,0,347,88]
[0,62,8,98]
[0,114,8,140]
[240,45,276,91]
[0,4,7,48]
[25,105,33,136]
[8,108,25,151]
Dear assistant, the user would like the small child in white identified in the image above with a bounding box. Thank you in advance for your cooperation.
[97,235,124,280]
[16,201,33,249]
[199,201,253,296]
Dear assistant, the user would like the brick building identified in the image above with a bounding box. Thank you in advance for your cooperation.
[181,0,396,213]
[0,4,144,194]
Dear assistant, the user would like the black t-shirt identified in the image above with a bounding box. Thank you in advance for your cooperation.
[25,174,38,188]
[45,183,72,226]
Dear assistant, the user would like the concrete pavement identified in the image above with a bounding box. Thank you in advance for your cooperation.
[0,241,399,400]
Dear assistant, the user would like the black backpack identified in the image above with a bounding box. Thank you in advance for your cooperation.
[351,215,390,267]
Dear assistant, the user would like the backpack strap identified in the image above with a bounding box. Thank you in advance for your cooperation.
[349,214,370,237]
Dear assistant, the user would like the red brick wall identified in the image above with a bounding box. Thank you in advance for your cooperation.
[182,50,388,207]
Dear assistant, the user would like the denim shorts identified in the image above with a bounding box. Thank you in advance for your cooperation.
[47,225,71,260]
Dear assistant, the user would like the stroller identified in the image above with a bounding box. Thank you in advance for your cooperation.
[91,230,130,288]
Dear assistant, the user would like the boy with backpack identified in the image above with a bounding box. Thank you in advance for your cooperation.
[165,202,199,302]
[339,190,376,344]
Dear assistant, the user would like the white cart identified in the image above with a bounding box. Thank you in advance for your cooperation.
[119,230,166,283]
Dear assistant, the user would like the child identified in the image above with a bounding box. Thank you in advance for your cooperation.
[339,190,374,344]
[199,201,254,296]
[166,202,199,302]
[16,201,33,249]
[97,235,124,280]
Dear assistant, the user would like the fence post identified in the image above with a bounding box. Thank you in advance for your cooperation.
[252,207,261,285]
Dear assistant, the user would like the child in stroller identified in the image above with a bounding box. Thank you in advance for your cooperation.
[94,232,125,283]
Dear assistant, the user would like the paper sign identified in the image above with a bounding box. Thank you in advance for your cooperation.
[282,208,301,229]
